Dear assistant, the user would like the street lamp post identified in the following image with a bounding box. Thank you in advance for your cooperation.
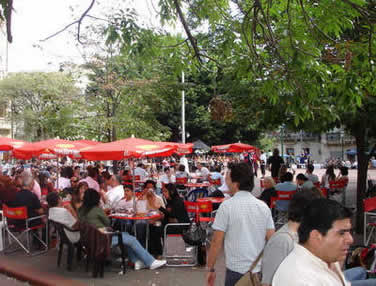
[181,71,185,144]
[341,131,344,161]
[280,124,285,159]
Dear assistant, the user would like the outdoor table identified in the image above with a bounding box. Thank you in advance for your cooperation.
[196,197,227,204]
[109,213,161,251]
[184,183,210,188]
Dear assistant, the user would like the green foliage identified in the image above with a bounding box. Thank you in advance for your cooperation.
[0,72,81,140]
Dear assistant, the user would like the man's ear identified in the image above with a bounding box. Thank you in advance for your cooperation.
[310,229,323,245]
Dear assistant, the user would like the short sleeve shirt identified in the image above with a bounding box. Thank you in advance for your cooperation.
[49,207,80,243]
[212,191,275,274]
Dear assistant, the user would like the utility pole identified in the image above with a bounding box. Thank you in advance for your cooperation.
[181,71,185,143]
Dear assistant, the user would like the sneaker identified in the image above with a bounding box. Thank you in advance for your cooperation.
[134,260,145,270]
[149,259,166,270]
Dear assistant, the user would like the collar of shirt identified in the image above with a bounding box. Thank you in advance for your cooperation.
[233,190,253,198]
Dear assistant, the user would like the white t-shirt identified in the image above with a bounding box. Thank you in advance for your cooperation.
[134,167,149,181]
[55,177,71,190]
[116,198,135,212]
[49,207,80,243]
[200,167,210,180]
[32,180,42,200]
[272,244,350,286]
[160,174,176,184]
[105,184,124,210]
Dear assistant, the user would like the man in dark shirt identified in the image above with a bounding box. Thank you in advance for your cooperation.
[267,148,284,178]
[7,173,44,227]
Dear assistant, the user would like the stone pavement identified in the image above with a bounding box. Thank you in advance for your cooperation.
[1,168,374,285]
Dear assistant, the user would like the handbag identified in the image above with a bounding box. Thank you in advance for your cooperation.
[235,251,263,286]
[182,221,206,246]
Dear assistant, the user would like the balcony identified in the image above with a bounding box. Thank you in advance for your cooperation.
[326,132,355,145]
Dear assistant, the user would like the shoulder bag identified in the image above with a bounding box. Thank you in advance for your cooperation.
[235,250,263,286]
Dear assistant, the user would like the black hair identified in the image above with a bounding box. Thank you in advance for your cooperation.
[74,166,80,170]
[340,166,349,176]
[228,162,254,192]
[326,166,336,181]
[164,167,170,172]
[178,165,185,172]
[282,172,293,182]
[81,188,100,214]
[87,166,98,179]
[273,148,280,156]
[298,199,352,244]
[296,173,308,181]
[307,164,314,173]
[46,191,59,208]
[288,189,322,222]
[144,180,156,188]
[165,183,179,200]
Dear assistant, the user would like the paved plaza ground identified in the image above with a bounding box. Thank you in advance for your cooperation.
[1,168,375,285]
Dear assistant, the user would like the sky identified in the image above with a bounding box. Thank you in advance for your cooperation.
[6,0,180,73]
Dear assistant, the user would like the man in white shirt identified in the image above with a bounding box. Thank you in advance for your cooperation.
[47,192,80,244]
[103,174,124,210]
[134,163,149,181]
[197,162,210,181]
[207,162,275,286]
[272,199,353,286]
[306,164,319,184]
[160,167,176,185]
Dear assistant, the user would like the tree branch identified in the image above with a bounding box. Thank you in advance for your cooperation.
[173,0,202,63]
[40,0,96,43]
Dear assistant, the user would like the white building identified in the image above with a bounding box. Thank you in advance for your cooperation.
[271,130,356,164]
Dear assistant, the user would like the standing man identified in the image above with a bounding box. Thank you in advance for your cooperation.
[272,199,353,285]
[260,151,267,178]
[206,162,275,286]
[267,148,284,178]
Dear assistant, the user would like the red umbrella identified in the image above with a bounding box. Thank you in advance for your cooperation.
[211,142,259,154]
[80,137,177,161]
[163,142,193,155]
[0,137,28,151]
[12,139,95,160]
[74,139,101,146]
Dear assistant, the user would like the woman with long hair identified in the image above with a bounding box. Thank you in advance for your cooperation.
[78,188,166,271]
[65,181,88,219]
[321,165,336,188]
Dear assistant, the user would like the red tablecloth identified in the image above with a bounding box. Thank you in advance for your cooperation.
[196,197,227,204]
[184,183,210,188]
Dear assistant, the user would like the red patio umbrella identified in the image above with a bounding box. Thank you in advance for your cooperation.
[0,137,28,151]
[12,139,96,160]
[211,142,259,154]
[79,137,177,161]
[163,142,193,156]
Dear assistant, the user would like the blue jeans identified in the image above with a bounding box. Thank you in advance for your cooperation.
[225,268,243,286]
[112,232,155,267]
[344,267,376,286]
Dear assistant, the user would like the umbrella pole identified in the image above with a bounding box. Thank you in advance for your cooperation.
[131,158,137,215]
[56,157,59,191]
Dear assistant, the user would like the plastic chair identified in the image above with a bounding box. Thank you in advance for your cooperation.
[2,204,48,255]
[186,188,209,202]
[50,220,82,271]
[270,191,296,228]
[364,197,376,245]
[176,177,189,196]
[163,201,199,267]
[197,201,215,224]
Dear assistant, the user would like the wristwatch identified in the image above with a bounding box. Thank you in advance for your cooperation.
[208,268,215,272]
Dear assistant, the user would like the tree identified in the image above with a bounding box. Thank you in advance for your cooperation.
[157,0,376,230]
[0,72,81,141]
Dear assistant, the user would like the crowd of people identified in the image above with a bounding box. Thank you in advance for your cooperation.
[0,149,372,286]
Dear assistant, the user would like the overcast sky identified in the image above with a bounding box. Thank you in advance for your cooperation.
[7,0,180,73]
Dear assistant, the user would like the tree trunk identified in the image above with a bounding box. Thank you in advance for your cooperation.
[355,128,369,233]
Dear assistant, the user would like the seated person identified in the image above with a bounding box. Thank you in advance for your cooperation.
[305,164,319,184]
[116,186,135,212]
[65,181,88,219]
[175,164,189,180]
[78,188,166,270]
[259,177,277,207]
[47,192,80,244]
[296,173,314,191]
[7,172,44,228]
[160,183,190,233]
[274,172,297,211]
[160,167,176,185]
[209,165,224,186]
[102,174,124,210]
[337,166,349,186]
